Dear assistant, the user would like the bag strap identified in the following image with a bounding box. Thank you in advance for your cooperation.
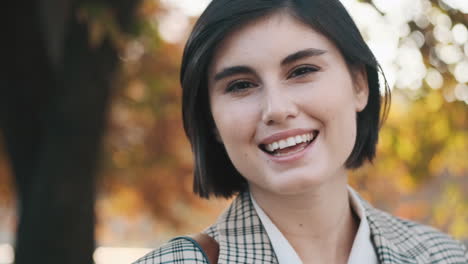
[192,233,219,264]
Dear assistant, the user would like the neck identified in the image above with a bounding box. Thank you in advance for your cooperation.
[250,175,358,263]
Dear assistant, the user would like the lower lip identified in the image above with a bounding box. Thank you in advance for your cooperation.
[264,134,318,163]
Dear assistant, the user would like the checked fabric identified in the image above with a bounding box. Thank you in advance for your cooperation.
[134,191,468,264]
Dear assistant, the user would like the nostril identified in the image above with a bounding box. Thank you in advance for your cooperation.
[266,119,275,126]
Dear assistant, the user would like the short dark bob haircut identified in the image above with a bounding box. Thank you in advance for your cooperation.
[181,0,391,198]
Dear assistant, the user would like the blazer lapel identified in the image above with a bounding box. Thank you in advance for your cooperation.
[205,191,278,264]
[363,200,430,264]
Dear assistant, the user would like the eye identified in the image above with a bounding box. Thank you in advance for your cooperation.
[288,65,320,79]
[226,80,257,93]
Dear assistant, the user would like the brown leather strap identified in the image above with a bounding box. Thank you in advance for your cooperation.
[192,233,219,264]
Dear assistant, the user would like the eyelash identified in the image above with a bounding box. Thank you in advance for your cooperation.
[226,80,257,93]
[224,65,320,93]
[288,65,320,78]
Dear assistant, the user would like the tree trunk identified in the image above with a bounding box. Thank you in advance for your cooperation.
[2,1,123,263]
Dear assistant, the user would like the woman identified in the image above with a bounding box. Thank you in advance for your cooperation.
[135,0,468,263]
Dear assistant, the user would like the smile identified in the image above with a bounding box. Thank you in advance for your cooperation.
[259,130,319,157]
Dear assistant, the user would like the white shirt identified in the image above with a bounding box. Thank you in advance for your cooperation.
[250,187,379,264]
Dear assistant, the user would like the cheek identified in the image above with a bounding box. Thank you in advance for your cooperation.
[210,100,260,177]
[327,100,359,156]
[210,98,259,145]
[321,93,358,132]
[303,77,359,153]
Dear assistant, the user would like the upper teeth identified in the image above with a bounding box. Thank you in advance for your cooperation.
[264,133,314,152]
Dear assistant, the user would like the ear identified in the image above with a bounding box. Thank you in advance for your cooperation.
[353,65,369,112]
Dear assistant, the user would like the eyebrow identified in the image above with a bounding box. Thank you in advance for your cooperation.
[213,48,327,82]
[281,48,327,66]
[213,66,255,82]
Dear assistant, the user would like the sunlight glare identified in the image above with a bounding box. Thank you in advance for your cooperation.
[94,247,153,264]
[426,68,444,89]
[395,41,426,90]
[437,44,464,64]
[0,244,13,264]
[434,24,454,44]
[454,60,468,83]
[454,84,468,102]
[160,0,211,16]
[441,0,468,13]
[157,9,190,43]
[452,24,468,45]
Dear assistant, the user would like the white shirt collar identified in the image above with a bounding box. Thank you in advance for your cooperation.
[347,187,379,264]
[250,186,379,264]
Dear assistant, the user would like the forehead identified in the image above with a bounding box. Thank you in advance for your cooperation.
[210,12,339,71]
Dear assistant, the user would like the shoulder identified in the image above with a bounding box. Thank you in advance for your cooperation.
[365,203,468,263]
[132,236,208,264]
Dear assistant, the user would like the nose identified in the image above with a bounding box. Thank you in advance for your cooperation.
[261,86,299,126]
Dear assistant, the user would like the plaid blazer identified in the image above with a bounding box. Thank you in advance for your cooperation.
[134,191,468,263]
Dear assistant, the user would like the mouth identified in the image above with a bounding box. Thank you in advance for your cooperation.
[259,130,319,157]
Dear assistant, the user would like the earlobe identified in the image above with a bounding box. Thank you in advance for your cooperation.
[354,66,369,112]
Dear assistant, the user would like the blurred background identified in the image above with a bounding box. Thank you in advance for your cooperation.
[0,0,467,263]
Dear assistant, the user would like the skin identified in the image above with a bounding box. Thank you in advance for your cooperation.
[208,11,369,263]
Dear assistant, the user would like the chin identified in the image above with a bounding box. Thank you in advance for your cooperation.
[269,171,330,195]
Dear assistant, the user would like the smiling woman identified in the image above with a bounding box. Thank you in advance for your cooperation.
[208,14,370,197]
[133,0,468,263]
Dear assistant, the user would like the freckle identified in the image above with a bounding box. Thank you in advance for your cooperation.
[299,224,303,227]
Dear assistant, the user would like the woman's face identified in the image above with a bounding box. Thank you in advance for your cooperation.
[208,12,369,195]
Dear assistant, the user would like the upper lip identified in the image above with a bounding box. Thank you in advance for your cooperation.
[259,128,316,145]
